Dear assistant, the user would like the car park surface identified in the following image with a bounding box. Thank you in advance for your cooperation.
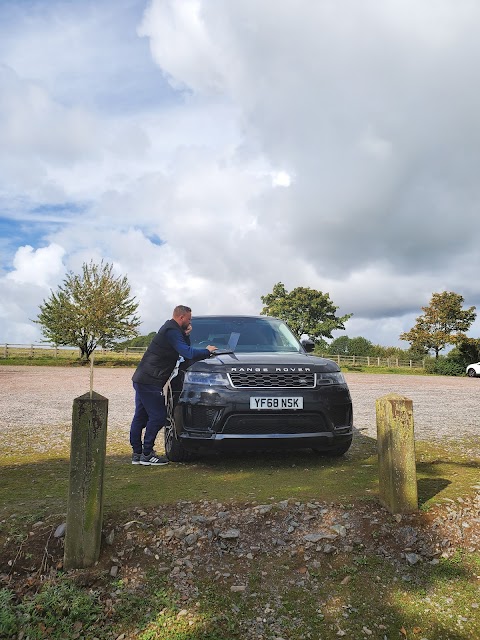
[1,367,480,460]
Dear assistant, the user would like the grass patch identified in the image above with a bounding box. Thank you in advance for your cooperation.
[1,436,479,639]
[3,548,480,639]
[0,354,433,375]
[0,437,478,524]
[341,364,428,375]
[0,355,139,367]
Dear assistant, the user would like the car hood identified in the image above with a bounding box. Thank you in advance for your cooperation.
[190,351,340,373]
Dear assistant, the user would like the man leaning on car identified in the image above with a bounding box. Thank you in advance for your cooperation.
[129,305,217,465]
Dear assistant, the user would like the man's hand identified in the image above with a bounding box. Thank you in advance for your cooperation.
[207,345,217,353]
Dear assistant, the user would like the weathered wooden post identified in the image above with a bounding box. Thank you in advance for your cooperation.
[64,390,108,569]
[376,393,418,514]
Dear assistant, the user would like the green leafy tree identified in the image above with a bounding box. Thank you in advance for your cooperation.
[400,291,476,359]
[450,337,480,368]
[328,336,351,355]
[36,260,141,360]
[260,282,352,342]
[328,336,376,356]
[348,336,375,356]
[115,332,156,350]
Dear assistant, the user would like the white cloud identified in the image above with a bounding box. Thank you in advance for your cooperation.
[6,244,65,287]
[2,0,480,348]
[138,0,226,93]
[272,171,291,188]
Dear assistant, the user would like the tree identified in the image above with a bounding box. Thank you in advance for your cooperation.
[328,336,375,356]
[115,332,156,350]
[36,260,141,359]
[400,291,476,359]
[328,336,351,355]
[260,282,352,341]
[452,337,480,368]
[349,336,376,356]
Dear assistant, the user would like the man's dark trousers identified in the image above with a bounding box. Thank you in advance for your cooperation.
[130,382,166,455]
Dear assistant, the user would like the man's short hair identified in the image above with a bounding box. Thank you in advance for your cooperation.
[173,305,192,316]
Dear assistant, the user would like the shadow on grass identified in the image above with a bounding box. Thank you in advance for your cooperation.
[417,476,452,503]
[1,431,478,523]
[0,434,379,519]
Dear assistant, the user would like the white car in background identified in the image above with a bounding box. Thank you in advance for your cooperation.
[466,362,480,377]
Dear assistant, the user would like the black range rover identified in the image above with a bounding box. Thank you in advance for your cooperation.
[164,315,353,461]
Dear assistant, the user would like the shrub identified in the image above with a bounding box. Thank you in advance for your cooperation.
[424,358,465,376]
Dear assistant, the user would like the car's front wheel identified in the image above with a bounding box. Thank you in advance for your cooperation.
[467,368,478,378]
[164,386,196,462]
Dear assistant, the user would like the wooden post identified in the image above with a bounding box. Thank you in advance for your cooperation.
[64,391,108,569]
[4,344,7,358]
[376,393,418,514]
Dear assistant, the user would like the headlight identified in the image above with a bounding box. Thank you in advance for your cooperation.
[184,371,229,386]
[316,372,346,385]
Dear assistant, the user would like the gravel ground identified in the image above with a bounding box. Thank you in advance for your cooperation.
[1,366,479,457]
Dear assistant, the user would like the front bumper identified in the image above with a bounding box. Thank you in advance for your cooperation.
[174,383,353,451]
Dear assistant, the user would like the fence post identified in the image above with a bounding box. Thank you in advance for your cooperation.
[64,391,108,569]
[3,344,7,358]
[376,393,418,514]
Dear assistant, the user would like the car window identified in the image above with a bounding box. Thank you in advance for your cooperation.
[190,318,302,353]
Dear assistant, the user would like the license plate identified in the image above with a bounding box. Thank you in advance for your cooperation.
[250,397,303,410]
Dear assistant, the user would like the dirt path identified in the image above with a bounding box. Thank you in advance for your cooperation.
[1,366,479,457]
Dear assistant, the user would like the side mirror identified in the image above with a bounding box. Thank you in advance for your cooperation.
[300,338,315,353]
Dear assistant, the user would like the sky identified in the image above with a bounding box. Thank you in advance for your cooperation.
[2,0,480,348]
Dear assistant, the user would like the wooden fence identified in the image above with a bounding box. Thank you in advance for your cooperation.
[317,354,425,369]
[0,343,425,369]
[0,344,146,361]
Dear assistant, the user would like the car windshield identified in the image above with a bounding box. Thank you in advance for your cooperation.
[190,317,303,353]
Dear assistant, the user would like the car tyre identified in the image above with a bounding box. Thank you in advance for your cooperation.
[164,386,197,462]
[467,368,478,378]
[312,437,352,457]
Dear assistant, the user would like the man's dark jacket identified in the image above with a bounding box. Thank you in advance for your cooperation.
[132,319,209,389]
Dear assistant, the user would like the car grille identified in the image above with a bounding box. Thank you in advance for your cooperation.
[228,372,316,388]
[221,413,328,435]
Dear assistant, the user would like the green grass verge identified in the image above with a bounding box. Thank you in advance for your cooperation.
[0,354,431,375]
[1,544,479,639]
[1,437,478,523]
[1,436,479,639]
